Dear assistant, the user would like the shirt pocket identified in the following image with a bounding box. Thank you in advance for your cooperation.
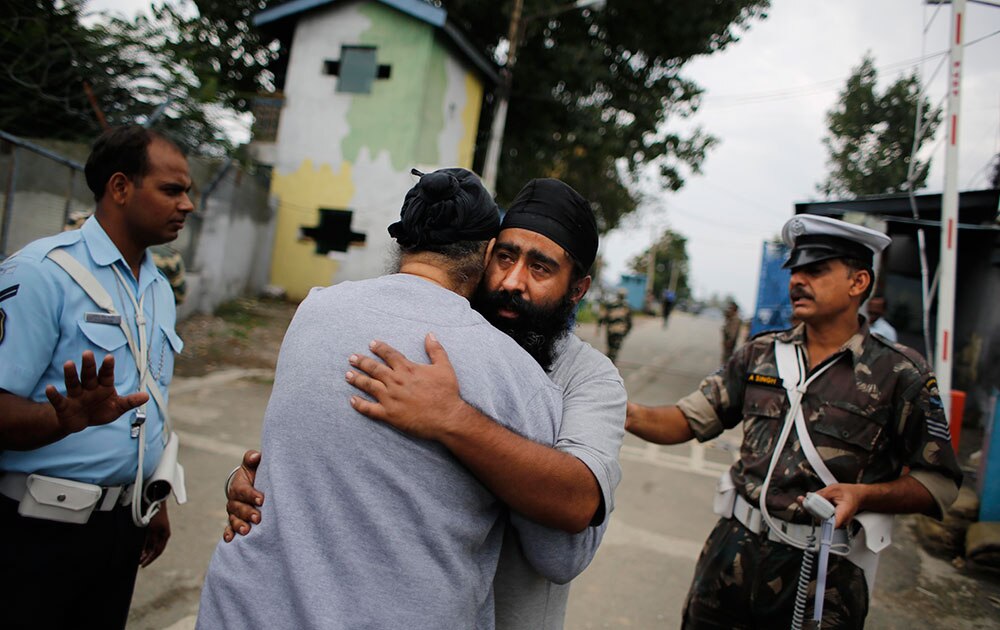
[813,401,887,452]
[77,320,129,356]
[741,385,787,453]
[153,323,183,387]
[742,384,786,420]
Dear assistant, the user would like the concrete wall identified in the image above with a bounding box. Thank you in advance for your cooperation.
[179,161,275,318]
[267,0,486,299]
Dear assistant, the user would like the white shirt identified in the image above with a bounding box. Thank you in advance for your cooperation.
[870,317,898,343]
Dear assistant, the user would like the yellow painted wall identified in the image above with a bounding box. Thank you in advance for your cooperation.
[458,73,483,169]
[269,160,356,299]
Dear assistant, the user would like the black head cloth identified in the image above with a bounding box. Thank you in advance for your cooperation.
[388,168,500,249]
[500,178,599,271]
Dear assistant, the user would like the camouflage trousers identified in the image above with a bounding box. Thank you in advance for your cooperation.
[683,518,868,630]
[606,333,625,363]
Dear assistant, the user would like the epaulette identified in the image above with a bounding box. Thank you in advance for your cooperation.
[14,229,82,262]
[868,332,931,374]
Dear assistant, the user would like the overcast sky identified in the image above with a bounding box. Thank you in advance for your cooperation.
[601,0,1000,311]
[87,0,1000,312]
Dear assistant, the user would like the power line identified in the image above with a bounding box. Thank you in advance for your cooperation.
[701,30,1000,111]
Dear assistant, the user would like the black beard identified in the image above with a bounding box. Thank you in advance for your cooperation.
[471,285,575,371]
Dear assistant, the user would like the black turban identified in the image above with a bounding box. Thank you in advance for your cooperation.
[501,179,598,271]
[388,168,499,249]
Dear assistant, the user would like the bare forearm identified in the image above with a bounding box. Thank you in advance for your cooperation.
[437,404,600,533]
[0,392,66,450]
[856,475,935,516]
[626,403,695,445]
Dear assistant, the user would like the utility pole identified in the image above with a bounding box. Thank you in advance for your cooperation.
[935,0,966,415]
[481,0,606,193]
[481,0,524,193]
[645,226,658,298]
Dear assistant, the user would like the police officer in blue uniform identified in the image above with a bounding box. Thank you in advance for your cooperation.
[0,126,192,629]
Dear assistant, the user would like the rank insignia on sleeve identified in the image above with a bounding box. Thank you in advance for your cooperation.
[747,373,782,388]
[0,284,18,302]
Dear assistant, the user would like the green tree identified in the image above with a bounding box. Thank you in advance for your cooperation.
[818,53,942,198]
[627,229,690,301]
[155,0,284,112]
[0,0,233,154]
[450,0,770,232]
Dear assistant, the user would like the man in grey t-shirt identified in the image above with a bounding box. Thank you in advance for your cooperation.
[226,179,627,629]
[198,169,563,629]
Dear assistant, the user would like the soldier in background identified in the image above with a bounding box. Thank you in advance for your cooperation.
[721,300,742,364]
[66,211,187,305]
[600,288,632,364]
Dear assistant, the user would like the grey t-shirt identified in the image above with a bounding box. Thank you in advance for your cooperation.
[493,332,627,629]
[197,274,562,630]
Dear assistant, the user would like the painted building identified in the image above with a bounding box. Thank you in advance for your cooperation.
[253,0,498,299]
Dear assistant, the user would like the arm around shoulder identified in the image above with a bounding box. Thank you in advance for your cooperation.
[626,402,694,445]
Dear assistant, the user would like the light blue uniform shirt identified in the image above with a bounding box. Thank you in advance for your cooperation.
[0,217,183,486]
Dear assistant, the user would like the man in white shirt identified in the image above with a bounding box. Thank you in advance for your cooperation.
[868,296,898,342]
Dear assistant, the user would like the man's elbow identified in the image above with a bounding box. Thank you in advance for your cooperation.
[562,494,600,534]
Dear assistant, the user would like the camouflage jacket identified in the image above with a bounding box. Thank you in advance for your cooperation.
[678,320,962,524]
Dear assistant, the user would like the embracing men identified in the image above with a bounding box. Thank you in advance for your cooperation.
[211,175,626,629]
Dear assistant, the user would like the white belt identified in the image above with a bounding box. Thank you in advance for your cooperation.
[733,493,849,550]
[0,472,133,511]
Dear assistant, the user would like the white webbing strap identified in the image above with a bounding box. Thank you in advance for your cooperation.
[45,248,170,526]
[774,341,838,486]
[758,341,839,550]
[773,339,892,598]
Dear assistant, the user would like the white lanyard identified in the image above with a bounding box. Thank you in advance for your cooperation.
[110,264,150,434]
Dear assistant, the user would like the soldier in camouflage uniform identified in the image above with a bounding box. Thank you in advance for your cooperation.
[600,288,632,364]
[66,211,187,305]
[626,215,962,629]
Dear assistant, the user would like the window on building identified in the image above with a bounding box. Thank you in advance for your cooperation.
[324,45,391,94]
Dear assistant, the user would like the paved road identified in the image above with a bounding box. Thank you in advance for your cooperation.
[127,312,1000,629]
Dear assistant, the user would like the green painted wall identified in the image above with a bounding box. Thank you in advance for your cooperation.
[414,40,447,165]
[342,2,447,169]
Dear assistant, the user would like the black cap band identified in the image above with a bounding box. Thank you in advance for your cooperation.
[783,234,874,270]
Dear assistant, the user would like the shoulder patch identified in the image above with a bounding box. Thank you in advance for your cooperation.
[748,372,782,388]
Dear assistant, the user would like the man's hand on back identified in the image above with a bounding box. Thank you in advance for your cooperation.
[222,449,264,542]
[346,333,470,441]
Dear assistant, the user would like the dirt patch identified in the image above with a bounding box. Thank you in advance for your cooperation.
[174,297,298,377]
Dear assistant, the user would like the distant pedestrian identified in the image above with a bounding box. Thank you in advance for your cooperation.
[721,300,742,363]
[601,288,632,364]
[661,288,676,327]
[867,296,897,342]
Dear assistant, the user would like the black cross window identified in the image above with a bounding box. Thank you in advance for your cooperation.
[299,208,367,255]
